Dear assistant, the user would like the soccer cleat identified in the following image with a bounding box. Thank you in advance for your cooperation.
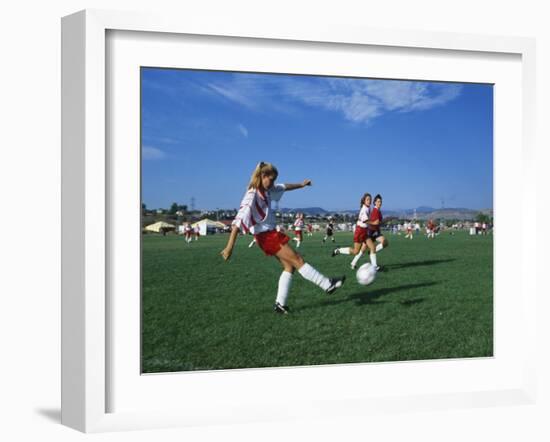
[331,248,340,257]
[273,302,290,314]
[350,263,356,270]
[326,275,346,294]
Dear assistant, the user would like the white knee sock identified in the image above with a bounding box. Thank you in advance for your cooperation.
[370,253,377,267]
[298,263,331,291]
[376,243,384,252]
[276,271,293,306]
[338,247,351,254]
[351,251,363,267]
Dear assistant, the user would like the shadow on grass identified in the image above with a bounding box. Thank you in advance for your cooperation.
[382,259,456,271]
[297,281,438,311]
[350,281,438,306]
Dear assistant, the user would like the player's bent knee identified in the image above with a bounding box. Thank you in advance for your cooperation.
[294,254,305,268]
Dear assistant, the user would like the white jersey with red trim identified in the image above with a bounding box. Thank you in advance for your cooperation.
[294,218,304,231]
[232,184,286,235]
[356,204,371,228]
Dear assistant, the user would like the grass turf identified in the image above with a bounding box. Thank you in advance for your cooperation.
[141,230,493,373]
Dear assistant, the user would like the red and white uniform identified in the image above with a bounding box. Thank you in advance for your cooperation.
[232,184,289,255]
[353,204,370,243]
[184,224,193,238]
[294,217,304,240]
[368,207,382,237]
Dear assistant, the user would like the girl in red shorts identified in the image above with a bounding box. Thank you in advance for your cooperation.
[221,162,345,314]
[332,193,371,269]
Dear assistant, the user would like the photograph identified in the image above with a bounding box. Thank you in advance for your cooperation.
[140,67,493,374]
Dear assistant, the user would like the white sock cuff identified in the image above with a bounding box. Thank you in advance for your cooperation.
[280,270,293,280]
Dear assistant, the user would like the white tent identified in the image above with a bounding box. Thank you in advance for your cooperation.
[191,218,226,236]
[144,221,176,233]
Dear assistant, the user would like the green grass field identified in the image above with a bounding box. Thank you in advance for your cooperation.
[141,230,493,373]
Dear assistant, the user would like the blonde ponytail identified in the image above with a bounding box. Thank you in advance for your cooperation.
[248,161,279,189]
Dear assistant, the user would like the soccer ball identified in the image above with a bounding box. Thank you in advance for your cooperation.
[356,263,377,286]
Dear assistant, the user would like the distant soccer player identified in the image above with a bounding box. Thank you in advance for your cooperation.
[183,223,193,244]
[221,162,345,314]
[426,219,436,239]
[306,223,313,237]
[323,218,336,243]
[405,221,413,240]
[366,194,389,270]
[292,213,305,248]
[193,224,200,241]
[332,193,372,269]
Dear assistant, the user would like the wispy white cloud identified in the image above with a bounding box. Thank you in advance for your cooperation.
[283,78,462,123]
[207,83,257,109]
[142,146,166,160]
[238,124,249,138]
[205,74,462,125]
[143,136,182,145]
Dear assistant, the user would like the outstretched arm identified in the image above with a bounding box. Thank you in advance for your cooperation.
[221,225,240,261]
[283,179,312,191]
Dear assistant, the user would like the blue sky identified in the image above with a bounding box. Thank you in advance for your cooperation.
[141,68,493,211]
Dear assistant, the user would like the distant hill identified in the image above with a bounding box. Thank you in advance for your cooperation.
[279,206,492,221]
[278,207,329,215]
[416,206,437,213]
[386,207,493,221]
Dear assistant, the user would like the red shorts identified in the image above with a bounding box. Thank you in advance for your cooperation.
[353,226,367,243]
[254,230,290,256]
[294,230,303,240]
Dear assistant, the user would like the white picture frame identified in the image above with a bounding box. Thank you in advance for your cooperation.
[61,9,537,433]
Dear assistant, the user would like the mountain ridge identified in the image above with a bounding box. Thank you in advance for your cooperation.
[278,206,493,220]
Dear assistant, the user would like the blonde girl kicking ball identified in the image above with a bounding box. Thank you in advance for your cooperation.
[221,162,346,314]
